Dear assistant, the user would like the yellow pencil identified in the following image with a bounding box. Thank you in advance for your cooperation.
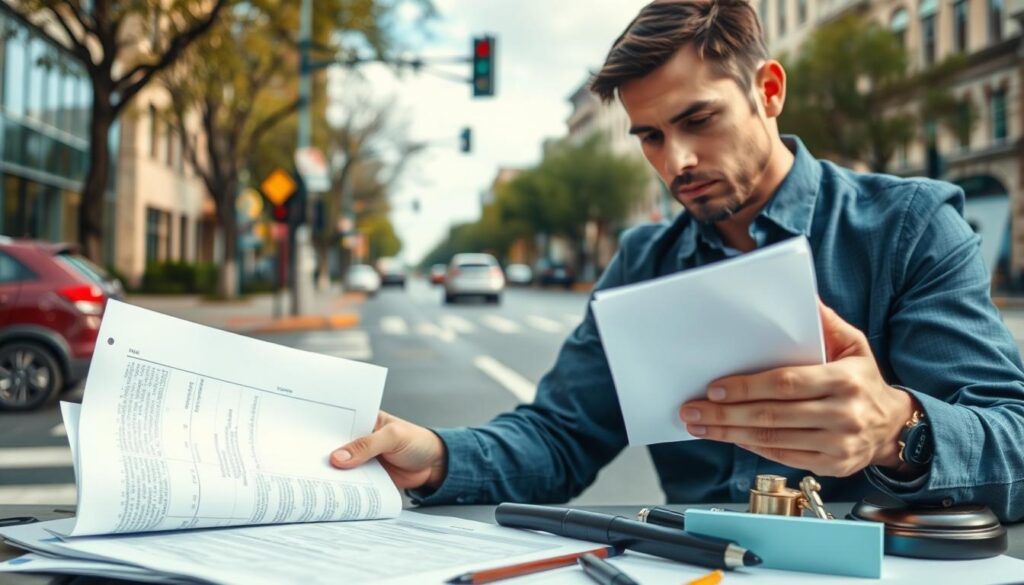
[686,569,723,585]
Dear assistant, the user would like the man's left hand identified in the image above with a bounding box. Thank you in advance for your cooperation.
[679,299,916,477]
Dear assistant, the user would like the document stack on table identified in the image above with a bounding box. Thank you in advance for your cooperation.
[0,300,597,584]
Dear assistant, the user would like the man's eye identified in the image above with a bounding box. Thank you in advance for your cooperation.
[688,115,713,128]
[641,132,662,145]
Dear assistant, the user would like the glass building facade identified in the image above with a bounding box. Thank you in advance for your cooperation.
[0,8,92,243]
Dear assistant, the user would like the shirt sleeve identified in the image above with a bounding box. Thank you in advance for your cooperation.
[408,245,636,506]
[864,183,1024,523]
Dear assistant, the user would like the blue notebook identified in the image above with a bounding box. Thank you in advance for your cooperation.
[684,508,884,578]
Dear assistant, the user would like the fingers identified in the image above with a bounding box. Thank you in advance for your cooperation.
[707,364,841,404]
[680,399,834,429]
[817,298,869,360]
[698,427,833,453]
[331,424,397,469]
[738,443,861,477]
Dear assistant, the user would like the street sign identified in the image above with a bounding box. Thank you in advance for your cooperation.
[295,147,331,192]
[261,169,297,206]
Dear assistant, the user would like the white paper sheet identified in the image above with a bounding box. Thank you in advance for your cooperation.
[512,551,1024,585]
[591,237,825,445]
[49,510,596,585]
[70,300,399,536]
[0,553,185,583]
[59,401,81,488]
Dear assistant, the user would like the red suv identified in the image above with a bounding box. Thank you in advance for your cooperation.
[0,238,122,410]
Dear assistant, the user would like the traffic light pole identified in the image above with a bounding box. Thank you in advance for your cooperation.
[291,0,314,317]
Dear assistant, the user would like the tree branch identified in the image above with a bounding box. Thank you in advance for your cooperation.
[248,98,302,146]
[34,4,94,67]
[58,0,95,37]
[112,0,228,114]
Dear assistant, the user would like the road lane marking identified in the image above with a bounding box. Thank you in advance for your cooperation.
[473,355,536,403]
[563,313,582,327]
[526,315,563,333]
[417,322,456,343]
[291,331,373,361]
[439,315,476,334]
[381,316,409,335]
[0,484,76,505]
[50,424,67,437]
[0,447,73,468]
[481,315,521,334]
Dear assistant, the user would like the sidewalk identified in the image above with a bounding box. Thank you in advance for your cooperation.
[127,285,363,334]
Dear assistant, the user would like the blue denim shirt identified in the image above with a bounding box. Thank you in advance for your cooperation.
[413,136,1024,522]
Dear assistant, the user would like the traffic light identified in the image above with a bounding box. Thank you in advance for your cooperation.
[460,127,472,153]
[272,205,288,222]
[472,36,495,97]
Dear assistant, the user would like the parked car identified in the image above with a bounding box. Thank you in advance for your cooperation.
[0,238,123,411]
[444,253,505,304]
[345,264,381,297]
[429,263,447,285]
[536,260,575,289]
[505,263,533,286]
[375,257,407,288]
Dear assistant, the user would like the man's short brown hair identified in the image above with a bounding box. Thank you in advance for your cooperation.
[590,0,768,104]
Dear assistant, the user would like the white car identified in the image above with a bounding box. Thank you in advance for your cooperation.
[345,264,381,296]
[444,253,505,304]
[505,263,533,286]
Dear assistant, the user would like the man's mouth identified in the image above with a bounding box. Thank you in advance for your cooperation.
[676,180,717,199]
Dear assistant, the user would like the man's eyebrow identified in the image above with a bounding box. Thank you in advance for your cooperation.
[628,100,718,135]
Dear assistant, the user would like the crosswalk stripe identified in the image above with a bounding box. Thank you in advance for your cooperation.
[50,424,67,437]
[473,355,536,403]
[526,315,563,333]
[0,447,73,469]
[417,322,456,343]
[563,313,582,326]
[439,315,475,334]
[381,316,409,335]
[0,484,76,505]
[290,331,373,361]
[481,315,521,334]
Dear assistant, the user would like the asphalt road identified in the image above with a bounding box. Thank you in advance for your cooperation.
[0,279,662,506]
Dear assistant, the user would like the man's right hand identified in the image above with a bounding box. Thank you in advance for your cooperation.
[330,411,448,491]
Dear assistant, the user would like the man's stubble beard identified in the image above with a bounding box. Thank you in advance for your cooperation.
[691,118,774,226]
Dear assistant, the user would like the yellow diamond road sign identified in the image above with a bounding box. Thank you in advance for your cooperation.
[261,169,297,206]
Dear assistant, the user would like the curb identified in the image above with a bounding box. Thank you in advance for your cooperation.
[243,313,361,335]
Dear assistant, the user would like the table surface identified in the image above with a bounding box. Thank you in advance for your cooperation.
[2,503,1022,584]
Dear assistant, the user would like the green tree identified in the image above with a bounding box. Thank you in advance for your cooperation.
[359,212,401,262]
[164,0,431,298]
[782,13,974,173]
[6,0,228,260]
[503,133,649,275]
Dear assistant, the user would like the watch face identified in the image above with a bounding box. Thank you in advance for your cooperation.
[904,423,933,466]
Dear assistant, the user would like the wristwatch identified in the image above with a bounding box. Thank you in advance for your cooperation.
[897,409,933,466]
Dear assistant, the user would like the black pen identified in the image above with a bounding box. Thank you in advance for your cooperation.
[578,553,639,585]
[637,506,687,530]
[495,503,762,570]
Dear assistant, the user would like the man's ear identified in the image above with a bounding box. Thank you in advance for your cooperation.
[756,60,787,118]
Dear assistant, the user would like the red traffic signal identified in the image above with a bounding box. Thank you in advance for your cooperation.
[471,35,495,98]
[272,205,287,222]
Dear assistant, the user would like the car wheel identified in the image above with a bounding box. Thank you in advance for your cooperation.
[444,293,456,304]
[0,342,64,411]
[490,294,501,305]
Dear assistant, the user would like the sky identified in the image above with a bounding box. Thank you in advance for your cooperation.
[327,0,651,264]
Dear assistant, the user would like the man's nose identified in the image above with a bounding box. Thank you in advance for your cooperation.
[665,139,698,178]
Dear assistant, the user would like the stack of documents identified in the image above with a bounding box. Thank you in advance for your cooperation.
[0,301,598,584]
[592,237,826,445]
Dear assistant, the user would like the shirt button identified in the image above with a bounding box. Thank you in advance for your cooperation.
[942,498,954,507]
[736,479,750,491]
[456,496,466,504]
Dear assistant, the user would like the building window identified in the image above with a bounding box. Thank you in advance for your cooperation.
[149,104,158,159]
[798,0,807,24]
[777,0,787,36]
[957,98,972,150]
[988,0,1003,43]
[953,0,969,53]
[991,89,1007,143]
[920,0,938,66]
[179,215,188,260]
[145,207,172,262]
[891,8,909,48]
[165,125,174,167]
[2,29,26,116]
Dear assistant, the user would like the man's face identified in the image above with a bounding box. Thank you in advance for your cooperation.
[620,46,774,224]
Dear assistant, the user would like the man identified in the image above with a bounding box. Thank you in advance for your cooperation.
[331,0,1024,521]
